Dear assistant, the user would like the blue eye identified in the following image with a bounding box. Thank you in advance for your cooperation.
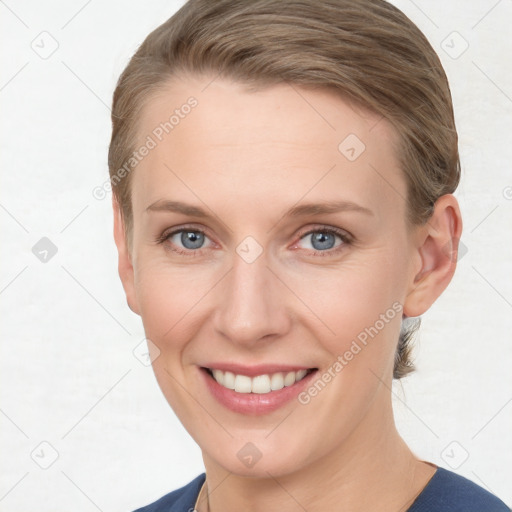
[157,227,212,256]
[157,225,351,257]
[175,230,206,250]
[307,232,337,250]
[296,228,350,255]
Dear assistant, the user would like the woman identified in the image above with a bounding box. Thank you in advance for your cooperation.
[108,0,510,510]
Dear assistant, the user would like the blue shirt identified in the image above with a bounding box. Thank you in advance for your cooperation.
[133,466,510,511]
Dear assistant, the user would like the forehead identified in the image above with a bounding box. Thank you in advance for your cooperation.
[132,75,405,221]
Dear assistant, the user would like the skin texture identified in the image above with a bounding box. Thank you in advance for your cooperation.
[113,74,462,512]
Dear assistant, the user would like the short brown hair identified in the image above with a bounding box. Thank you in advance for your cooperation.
[108,0,460,379]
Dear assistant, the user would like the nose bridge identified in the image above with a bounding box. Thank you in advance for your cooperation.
[213,247,290,345]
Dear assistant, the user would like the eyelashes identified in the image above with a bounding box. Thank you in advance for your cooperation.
[156,224,352,258]
[297,227,351,255]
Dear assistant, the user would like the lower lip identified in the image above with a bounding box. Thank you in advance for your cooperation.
[199,367,318,415]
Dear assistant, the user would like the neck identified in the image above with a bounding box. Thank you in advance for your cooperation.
[198,386,436,512]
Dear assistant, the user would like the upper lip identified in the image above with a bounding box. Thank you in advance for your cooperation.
[201,363,317,377]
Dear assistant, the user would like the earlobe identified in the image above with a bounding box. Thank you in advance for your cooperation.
[403,194,463,318]
[112,197,140,316]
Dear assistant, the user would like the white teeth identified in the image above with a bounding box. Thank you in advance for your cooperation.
[251,374,271,394]
[234,374,252,393]
[223,371,236,389]
[284,371,296,386]
[212,369,224,386]
[270,372,285,391]
[209,368,312,394]
[296,369,308,381]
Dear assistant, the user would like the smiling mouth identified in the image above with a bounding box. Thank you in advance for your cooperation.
[202,367,317,394]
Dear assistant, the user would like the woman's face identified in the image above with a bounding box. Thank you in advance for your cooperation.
[117,75,427,477]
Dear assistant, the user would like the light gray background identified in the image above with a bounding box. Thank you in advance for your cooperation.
[1,1,511,510]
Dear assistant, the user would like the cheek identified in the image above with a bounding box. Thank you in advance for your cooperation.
[289,253,405,346]
[286,260,405,446]
[133,263,213,416]
[135,263,203,340]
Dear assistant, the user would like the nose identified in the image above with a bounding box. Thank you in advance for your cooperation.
[212,249,291,347]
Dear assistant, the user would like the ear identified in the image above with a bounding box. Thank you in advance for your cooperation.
[112,197,140,315]
[403,194,463,318]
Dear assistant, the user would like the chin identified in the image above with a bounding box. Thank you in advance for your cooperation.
[203,437,312,479]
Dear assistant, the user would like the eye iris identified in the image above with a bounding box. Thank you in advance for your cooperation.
[311,232,336,250]
[181,231,204,249]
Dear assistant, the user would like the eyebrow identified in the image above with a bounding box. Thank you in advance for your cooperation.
[145,199,374,218]
[287,200,374,218]
[146,200,210,217]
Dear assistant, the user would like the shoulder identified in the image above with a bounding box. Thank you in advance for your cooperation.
[409,466,510,512]
[132,473,206,512]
